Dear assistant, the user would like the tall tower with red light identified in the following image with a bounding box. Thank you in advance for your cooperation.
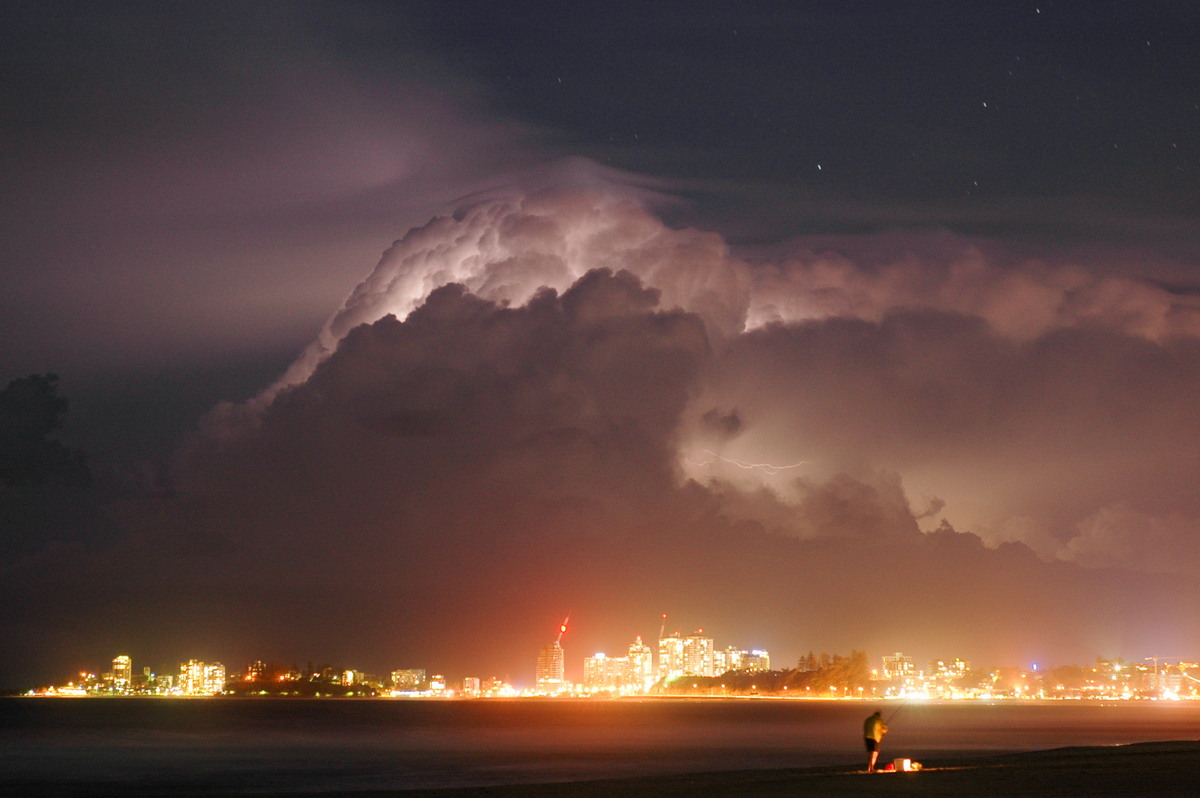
[535,614,569,693]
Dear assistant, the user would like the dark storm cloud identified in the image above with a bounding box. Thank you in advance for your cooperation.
[694,305,1200,564]
[32,267,715,678]
[185,267,709,556]
[699,408,743,441]
[0,374,114,559]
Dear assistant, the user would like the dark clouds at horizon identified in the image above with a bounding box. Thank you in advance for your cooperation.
[3,1,1200,687]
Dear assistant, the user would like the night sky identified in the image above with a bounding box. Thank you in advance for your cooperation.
[3,1,1200,688]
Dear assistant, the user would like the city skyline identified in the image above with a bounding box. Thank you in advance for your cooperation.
[29,640,1200,703]
[4,3,1200,690]
[20,610,1200,699]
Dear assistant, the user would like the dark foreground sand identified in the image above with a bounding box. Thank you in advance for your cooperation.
[5,741,1198,796]
[387,741,1200,798]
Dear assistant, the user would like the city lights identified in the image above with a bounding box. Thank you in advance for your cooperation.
[22,627,1200,703]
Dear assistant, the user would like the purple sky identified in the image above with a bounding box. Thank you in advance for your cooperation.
[3,1,1200,688]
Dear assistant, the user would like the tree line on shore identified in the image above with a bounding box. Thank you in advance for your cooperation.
[657,650,874,696]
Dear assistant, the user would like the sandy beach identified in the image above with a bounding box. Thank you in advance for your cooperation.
[386,741,1200,798]
[4,740,1198,796]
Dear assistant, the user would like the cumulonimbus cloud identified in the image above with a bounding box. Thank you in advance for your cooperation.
[201,177,1200,579]
[266,181,1200,403]
[16,180,1198,684]
[265,185,751,400]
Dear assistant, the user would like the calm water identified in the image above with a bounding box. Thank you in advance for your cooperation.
[3,697,1200,793]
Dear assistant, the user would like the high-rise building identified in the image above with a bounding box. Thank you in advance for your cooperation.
[180,660,205,694]
[585,636,660,694]
[203,663,226,694]
[179,660,225,695]
[627,636,654,691]
[658,633,685,681]
[681,632,715,677]
[583,652,625,692]
[658,631,715,679]
[536,641,565,692]
[111,655,132,692]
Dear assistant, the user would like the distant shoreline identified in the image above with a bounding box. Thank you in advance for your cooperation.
[10,692,1195,704]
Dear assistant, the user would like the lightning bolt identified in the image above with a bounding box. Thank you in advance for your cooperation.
[691,450,808,476]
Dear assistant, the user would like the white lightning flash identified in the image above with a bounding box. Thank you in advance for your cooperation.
[692,450,808,476]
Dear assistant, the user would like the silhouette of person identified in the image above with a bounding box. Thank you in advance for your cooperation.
[863,710,888,771]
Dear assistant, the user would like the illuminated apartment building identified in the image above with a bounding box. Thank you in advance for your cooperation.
[536,641,565,692]
[204,662,226,694]
[180,660,204,694]
[658,633,685,681]
[483,676,510,696]
[627,636,655,691]
[390,669,425,691]
[585,636,660,694]
[743,649,770,672]
[583,652,625,692]
[931,658,969,678]
[179,660,226,695]
[713,647,770,675]
[111,655,132,692]
[882,652,914,679]
[659,631,715,679]
[682,632,714,677]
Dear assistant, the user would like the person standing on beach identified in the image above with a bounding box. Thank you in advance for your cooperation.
[863,710,888,771]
